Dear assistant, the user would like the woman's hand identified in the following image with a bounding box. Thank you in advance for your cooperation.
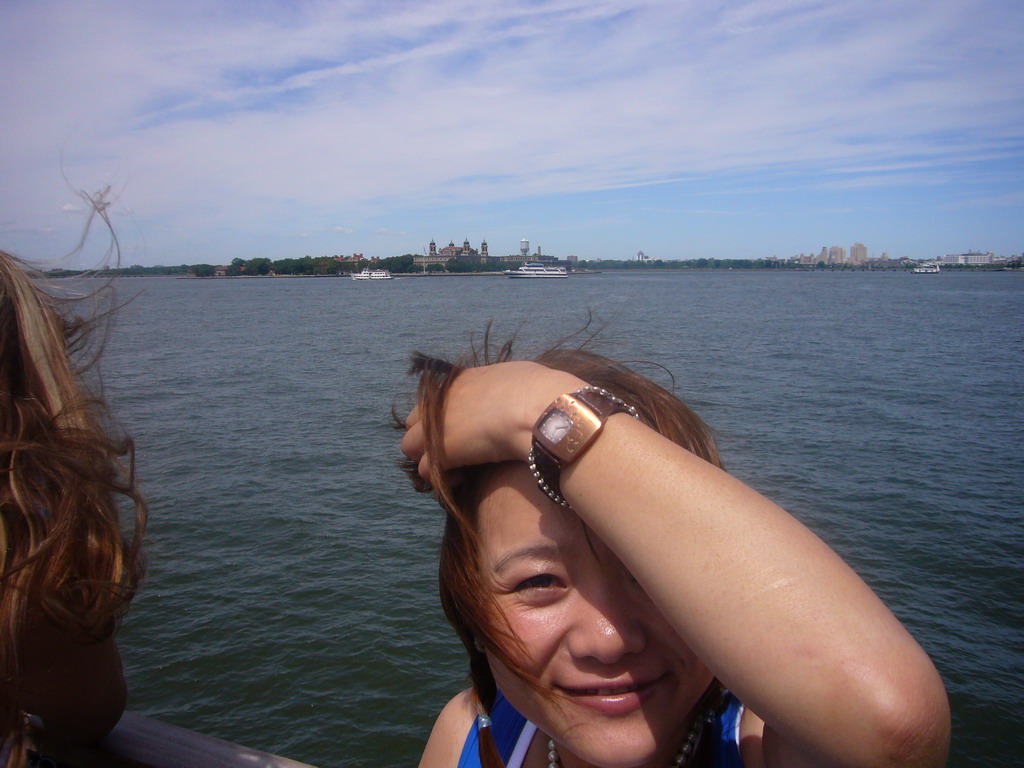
[401,361,584,480]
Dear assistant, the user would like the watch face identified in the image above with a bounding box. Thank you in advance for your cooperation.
[538,408,573,443]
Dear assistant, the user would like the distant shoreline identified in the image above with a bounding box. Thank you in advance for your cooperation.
[174,270,605,279]
[44,266,1020,279]
[176,273,344,279]
[172,267,1018,278]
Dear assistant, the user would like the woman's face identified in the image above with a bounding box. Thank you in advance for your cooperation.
[476,464,713,768]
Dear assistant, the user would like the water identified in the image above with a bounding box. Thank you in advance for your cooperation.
[89,271,1022,766]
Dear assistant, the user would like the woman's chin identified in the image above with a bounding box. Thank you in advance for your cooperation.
[552,716,665,768]
[558,742,661,768]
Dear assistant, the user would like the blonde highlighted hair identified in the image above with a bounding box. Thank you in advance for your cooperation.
[0,250,146,767]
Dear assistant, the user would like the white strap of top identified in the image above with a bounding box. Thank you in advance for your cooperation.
[506,721,538,768]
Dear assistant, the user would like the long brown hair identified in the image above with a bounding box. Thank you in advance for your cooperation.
[403,332,725,768]
[0,251,147,767]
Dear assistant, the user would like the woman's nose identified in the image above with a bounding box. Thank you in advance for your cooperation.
[564,582,646,663]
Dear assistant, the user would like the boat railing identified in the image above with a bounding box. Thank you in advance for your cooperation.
[36,712,318,768]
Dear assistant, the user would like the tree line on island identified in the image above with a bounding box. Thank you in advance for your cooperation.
[41,254,1021,278]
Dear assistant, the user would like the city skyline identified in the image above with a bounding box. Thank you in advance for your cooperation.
[1,1,1022,268]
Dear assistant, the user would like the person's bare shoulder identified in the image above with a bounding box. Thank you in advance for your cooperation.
[418,689,476,768]
[19,612,126,745]
[739,707,820,768]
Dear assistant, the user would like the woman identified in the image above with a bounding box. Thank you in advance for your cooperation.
[0,250,147,768]
[401,342,950,768]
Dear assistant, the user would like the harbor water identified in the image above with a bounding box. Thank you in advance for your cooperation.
[90,270,1021,767]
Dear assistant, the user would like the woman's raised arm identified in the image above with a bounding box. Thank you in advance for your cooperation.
[563,413,949,768]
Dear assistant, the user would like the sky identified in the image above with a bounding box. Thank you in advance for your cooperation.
[1,0,1022,267]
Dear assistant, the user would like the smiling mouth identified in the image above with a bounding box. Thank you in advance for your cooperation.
[574,683,641,696]
[555,675,665,715]
[559,675,662,697]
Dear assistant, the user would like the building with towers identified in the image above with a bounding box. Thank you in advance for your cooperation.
[414,238,489,269]
[412,236,565,270]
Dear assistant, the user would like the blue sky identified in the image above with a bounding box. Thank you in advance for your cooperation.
[1,0,1021,266]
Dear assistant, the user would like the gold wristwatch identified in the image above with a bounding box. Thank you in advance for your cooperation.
[528,386,639,508]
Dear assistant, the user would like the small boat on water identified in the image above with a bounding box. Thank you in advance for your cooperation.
[351,268,394,280]
[913,263,940,274]
[503,262,568,278]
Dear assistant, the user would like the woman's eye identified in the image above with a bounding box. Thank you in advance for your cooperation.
[514,574,558,591]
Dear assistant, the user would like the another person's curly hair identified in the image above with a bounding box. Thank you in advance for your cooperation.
[402,332,725,768]
[0,251,146,767]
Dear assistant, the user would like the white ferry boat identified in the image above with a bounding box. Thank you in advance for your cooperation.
[503,262,568,278]
[351,268,394,280]
[913,263,940,274]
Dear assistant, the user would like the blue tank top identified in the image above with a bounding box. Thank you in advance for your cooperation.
[457,690,745,768]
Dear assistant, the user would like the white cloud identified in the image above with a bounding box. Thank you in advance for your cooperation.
[1,0,1021,261]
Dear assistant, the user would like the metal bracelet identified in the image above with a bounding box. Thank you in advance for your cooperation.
[528,446,571,509]
[573,385,641,420]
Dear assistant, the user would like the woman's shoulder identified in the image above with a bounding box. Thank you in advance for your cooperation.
[418,690,476,768]
[733,702,796,768]
[18,610,127,744]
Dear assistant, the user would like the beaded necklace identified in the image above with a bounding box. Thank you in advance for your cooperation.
[545,705,716,768]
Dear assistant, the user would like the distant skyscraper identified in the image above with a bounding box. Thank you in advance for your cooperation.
[829,246,847,264]
[850,243,867,265]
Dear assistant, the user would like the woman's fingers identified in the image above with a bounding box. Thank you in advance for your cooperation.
[415,454,465,487]
[403,421,445,482]
[405,404,421,429]
[401,420,424,461]
[417,453,432,481]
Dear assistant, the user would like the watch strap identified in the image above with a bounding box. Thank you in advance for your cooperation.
[573,387,636,424]
[528,442,568,507]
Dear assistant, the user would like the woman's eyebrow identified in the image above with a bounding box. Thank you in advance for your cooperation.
[492,544,565,574]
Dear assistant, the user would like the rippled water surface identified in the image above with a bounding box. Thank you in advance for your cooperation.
[93,271,1022,767]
